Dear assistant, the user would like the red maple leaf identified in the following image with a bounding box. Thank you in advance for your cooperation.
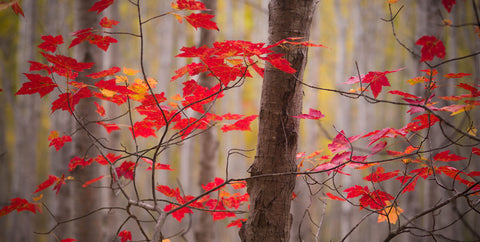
[363,167,399,182]
[115,161,135,180]
[48,131,72,151]
[444,72,471,78]
[293,108,325,120]
[344,185,369,199]
[60,239,77,242]
[326,192,346,201]
[328,131,362,153]
[118,230,132,242]
[173,0,206,10]
[69,157,93,171]
[89,0,115,14]
[51,87,93,114]
[11,3,24,17]
[130,120,157,138]
[156,185,180,198]
[442,0,457,12]
[69,28,117,51]
[362,68,404,98]
[82,175,105,187]
[86,66,121,79]
[94,101,105,116]
[164,203,193,222]
[28,61,52,73]
[202,177,225,191]
[227,218,247,228]
[97,121,120,133]
[38,35,64,53]
[34,175,59,194]
[99,17,119,28]
[416,36,446,62]
[95,153,121,165]
[142,158,174,171]
[359,190,394,210]
[0,198,40,217]
[221,115,257,132]
[434,150,467,162]
[396,175,419,193]
[184,13,219,30]
[16,73,57,98]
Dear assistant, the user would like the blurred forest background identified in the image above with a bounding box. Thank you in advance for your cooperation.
[0,0,479,241]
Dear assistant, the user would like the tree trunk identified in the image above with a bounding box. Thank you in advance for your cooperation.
[194,1,218,242]
[71,1,105,240]
[8,0,39,241]
[240,1,315,241]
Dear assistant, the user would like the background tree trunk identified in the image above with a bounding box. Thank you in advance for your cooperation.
[71,1,106,240]
[241,1,316,241]
[8,0,39,241]
[194,1,218,242]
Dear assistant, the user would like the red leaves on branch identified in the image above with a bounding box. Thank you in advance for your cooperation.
[70,28,118,51]
[164,203,193,222]
[16,73,57,97]
[326,192,346,201]
[363,167,400,182]
[51,87,93,114]
[115,161,135,180]
[89,0,115,14]
[0,198,40,217]
[48,131,72,151]
[99,17,119,28]
[293,108,325,120]
[346,68,404,98]
[442,0,457,12]
[434,150,467,162]
[416,35,446,62]
[220,115,257,132]
[69,157,93,171]
[38,35,64,53]
[185,13,219,30]
[86,66,121,79]
[118,230,132,242]
[172,0,207,10]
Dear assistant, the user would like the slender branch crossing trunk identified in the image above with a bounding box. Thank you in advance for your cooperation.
[241,1,316,241]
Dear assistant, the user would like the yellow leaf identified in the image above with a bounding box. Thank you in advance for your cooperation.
[116,75,128,84]
[226,58,243,66]
[162,239,171,242]
[146,77,157,88]
[123,67,140,76]
[377,201,404,224]
[33,194,43,202]
[387,0,399,3]
[469,127,477,136]
[65,176,75,180]
[443,19,452,26]
[171,12,183,23]
[48,130,59,141]
[407,76,428,85]
[100,89,116,97]
[171,93,183,101]
[168,102,178,108]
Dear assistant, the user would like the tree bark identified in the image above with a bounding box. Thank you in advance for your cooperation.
[240,1,315,241]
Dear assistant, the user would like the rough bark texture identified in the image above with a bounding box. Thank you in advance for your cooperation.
[241,1,315,241]
[8,0,39,241]
[194,1,218,242]
[71,1,105,240]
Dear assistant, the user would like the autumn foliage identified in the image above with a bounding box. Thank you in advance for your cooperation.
[2,0,480,241]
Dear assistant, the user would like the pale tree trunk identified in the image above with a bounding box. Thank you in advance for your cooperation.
[194,1,218,242]
[71,1,105,240]
[415,2,441,241]
[8,0,40,241]
[46,1,75,239]
[240,1,316,241]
